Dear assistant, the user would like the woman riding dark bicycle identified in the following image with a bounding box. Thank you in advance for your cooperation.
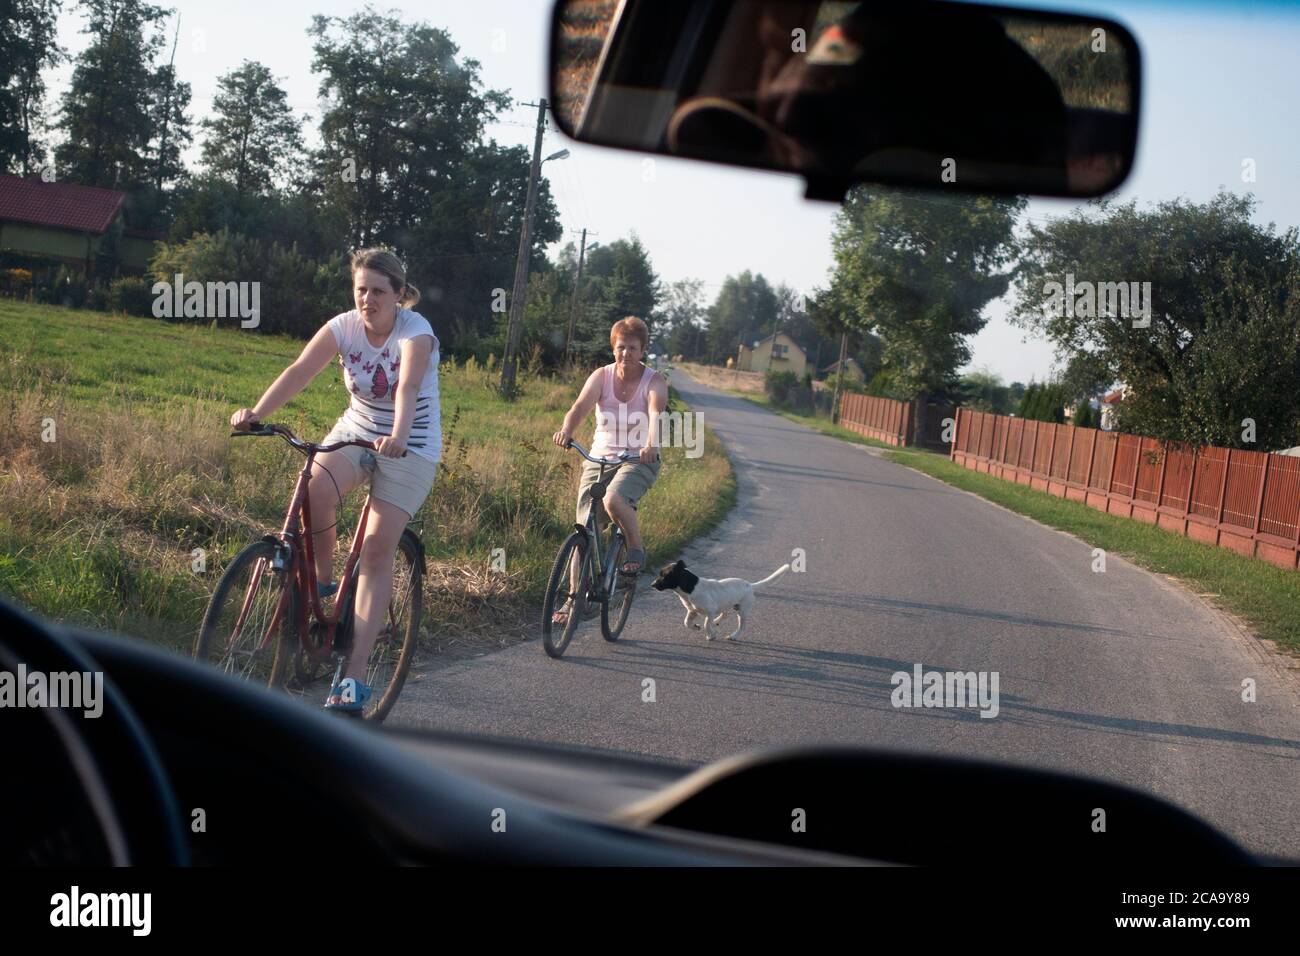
[550,316,667,628]
[229,248,440,712]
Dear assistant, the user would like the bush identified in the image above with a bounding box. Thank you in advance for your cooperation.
[35,265,89,309]
[826,371,867,395]
[108,276,155,317]
[865,367,909,401]
[764,369,799,402]
[1,268,33,298]
[765,369,813,412]
[150,229,351,337]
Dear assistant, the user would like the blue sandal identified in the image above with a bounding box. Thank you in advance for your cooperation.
[323,676,372,712]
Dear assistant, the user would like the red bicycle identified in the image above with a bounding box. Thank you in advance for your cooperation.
[193,421,425,721]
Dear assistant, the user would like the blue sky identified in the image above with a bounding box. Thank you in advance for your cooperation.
[49,0,1300,383]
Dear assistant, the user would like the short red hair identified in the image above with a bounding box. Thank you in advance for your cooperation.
[609,316,649,352]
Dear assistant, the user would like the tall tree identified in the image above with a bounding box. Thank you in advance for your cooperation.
[145,16,191,194]
[144,63,190,199]
[200,61,304,197]
[704,270,779,365]
[569,234,661,364]
[826,186,1025,397]
[304,6,563,355]
[1013,191,1300,448]
[54,0,171,188]
[408,139,560,347]
[0,0,66,176]
[307,7,512,248]
[659,277,706,360]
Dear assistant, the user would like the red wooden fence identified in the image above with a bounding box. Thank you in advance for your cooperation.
[951,408,1300,571]
[839,393,915,446]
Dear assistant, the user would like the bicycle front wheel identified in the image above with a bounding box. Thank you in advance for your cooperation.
[541,532,589,659]
[194,539,298,688]
[601,534,636,642]
[358,527,424,722]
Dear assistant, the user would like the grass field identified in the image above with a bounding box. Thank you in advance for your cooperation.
[680,366,1299,657]
[0,300,735,657]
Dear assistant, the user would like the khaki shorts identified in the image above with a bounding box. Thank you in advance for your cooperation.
[322,425,439,520]
[576,457,661,531]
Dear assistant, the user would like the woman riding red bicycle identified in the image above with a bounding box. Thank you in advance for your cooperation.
[229,248,440,712]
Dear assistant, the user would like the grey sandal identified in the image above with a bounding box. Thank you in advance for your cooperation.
[619,547,646,576]
[551,597,575,627]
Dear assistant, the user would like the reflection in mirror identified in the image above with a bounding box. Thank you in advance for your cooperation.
[550,0,1139,199]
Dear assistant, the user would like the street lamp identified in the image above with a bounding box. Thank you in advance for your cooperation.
[544,149,570,163]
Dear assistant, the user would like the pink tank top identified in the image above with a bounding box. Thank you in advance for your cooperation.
[591,363,654,456]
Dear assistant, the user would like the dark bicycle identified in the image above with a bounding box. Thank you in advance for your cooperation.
[193,420,425,721]
[541,439,642,658]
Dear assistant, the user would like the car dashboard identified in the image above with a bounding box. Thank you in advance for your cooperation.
[3,605,1269,867]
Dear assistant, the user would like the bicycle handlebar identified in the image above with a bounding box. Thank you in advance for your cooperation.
[231,420,408,457]
[564,438,642,466]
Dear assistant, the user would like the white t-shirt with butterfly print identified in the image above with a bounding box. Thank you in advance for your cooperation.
[326,308,441,464]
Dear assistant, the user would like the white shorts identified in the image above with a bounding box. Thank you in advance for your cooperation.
[321,423,439,519]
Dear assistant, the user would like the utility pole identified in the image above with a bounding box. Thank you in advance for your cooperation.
[500,99,548,400]
[563,227,594,369]
[830,328,849,424]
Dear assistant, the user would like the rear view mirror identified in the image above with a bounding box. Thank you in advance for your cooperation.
[550,0,1141,201]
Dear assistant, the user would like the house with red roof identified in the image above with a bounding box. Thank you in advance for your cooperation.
[0,174,160,277]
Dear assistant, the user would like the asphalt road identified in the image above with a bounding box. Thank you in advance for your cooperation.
[392,367,1300,859]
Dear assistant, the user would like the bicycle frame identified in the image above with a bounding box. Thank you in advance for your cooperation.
[567,439,639,605]
[579,473,625,604]
[228,425,385,663]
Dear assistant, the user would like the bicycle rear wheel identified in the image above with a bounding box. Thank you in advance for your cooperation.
[601,533,637,641]
[194,539,298,688]
[541,532,590,659]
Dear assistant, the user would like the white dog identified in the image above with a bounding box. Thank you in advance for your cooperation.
[650,559,790,641]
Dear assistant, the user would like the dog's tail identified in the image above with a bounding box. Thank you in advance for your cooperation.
[750,564,791,589]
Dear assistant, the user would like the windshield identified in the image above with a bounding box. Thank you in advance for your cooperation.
[1,0,1297,866]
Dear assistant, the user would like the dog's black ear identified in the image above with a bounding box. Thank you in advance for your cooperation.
[674,559,685,568]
